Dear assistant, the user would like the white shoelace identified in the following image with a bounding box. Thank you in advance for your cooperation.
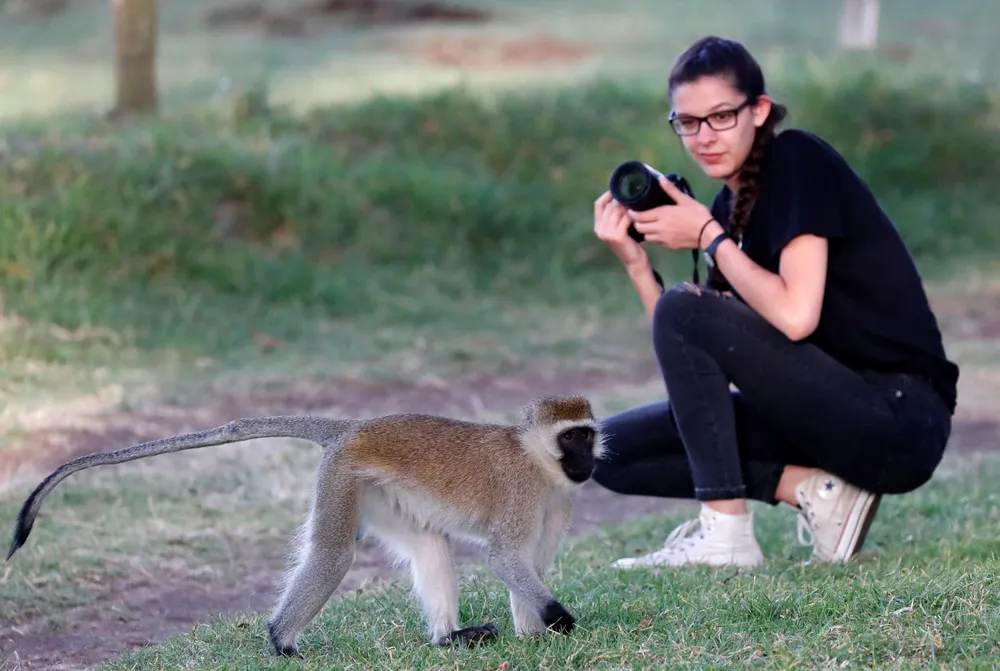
[662,516,705,550]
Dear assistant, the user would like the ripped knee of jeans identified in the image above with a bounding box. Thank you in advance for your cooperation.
[673,281,703,296]
[665,281,731,299]
[655,281,733,331]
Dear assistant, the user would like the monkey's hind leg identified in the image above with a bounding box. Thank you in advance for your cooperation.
[266,467,359,657]
[373,520,498,647]
[416,537,499,646]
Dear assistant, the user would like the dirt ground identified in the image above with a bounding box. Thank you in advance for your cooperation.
[2,356,998,670]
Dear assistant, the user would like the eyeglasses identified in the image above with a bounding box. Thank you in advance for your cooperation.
[668,99,752,136]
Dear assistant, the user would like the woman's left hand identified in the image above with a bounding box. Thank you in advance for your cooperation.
[629,176,716,250]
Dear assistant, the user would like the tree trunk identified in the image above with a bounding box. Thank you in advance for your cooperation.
[837,0,880,50]
[111,0,158,117]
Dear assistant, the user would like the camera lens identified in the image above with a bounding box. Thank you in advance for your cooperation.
[617,170,647,200]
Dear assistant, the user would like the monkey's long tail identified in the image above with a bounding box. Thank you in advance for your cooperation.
[7,415,353,561]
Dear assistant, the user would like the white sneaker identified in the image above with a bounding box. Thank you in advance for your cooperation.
[611,504,766,569]
[795,469,881,563]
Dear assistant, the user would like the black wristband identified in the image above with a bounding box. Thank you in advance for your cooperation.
[697,217,716,250]
[690,217,718,285]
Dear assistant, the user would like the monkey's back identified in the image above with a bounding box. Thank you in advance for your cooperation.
[342,413,550,531]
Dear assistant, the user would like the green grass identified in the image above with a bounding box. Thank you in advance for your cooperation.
[2,2,999,435]
[69,451,997,670]
[3,63,999,424]
[2,395,996,669]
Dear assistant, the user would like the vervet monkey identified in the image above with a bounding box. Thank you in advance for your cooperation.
[7,395,605,657]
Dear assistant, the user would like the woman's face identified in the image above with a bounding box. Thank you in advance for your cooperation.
[669,75,772,183]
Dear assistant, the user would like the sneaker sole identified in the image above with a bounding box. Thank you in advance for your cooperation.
[833,492,882,562]
[611,550,765,570]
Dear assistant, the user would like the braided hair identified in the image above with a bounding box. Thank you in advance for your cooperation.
[667,36,788,287]
[726,103,787,242]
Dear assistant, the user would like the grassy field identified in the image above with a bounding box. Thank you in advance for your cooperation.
[2,0,1000,432]
[2,1,1000,669]
[2,442,996,669]
[104,454,1000,670]
[3,66,1000,435]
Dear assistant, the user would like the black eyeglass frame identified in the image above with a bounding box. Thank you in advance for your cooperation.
[668,99,755,136]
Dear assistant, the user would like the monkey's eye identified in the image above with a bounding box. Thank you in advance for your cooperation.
[560,426,594,442]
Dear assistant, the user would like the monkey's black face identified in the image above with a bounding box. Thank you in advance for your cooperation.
[557,425,596,483]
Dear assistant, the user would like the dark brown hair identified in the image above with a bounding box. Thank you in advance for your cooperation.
[668,36,788,244]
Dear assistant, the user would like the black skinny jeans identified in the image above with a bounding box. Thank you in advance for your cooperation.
[593,283,952,505]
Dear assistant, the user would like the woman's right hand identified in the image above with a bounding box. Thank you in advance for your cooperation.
[594,191,648,271]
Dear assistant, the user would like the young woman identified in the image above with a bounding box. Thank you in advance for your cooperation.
[591,36,959,568]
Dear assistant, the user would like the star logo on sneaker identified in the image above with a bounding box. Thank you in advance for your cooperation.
[818,479,838,499]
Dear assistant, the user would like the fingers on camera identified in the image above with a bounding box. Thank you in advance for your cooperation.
[594,191,613,210]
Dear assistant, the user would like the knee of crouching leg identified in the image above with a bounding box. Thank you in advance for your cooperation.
[653,282,705,329]
[591,458,624,492]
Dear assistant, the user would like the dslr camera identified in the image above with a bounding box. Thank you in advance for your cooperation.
[608,160,695,242]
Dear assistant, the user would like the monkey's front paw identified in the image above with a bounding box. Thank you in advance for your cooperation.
[440,623,500,646]
[540,601,576,634]
[267,621,303,658]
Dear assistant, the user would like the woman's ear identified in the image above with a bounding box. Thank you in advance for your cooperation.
[751,94,773,128]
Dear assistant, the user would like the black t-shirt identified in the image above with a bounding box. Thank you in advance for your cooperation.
[707,128,959,414]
